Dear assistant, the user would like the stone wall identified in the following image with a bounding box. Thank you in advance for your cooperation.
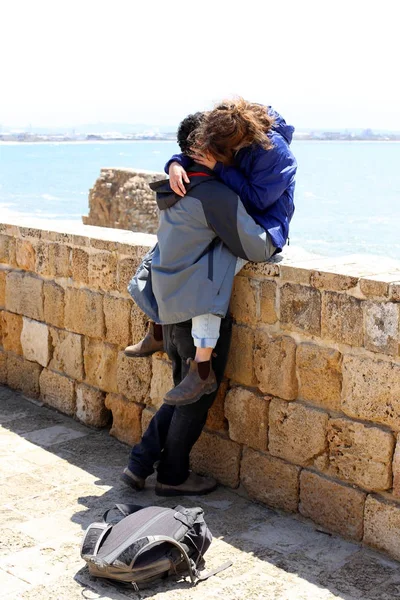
[2,219,400,561]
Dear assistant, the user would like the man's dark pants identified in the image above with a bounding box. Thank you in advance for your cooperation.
[128,316,232,486]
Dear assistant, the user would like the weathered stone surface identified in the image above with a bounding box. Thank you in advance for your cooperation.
[299,471,366,540]
[64,287,104,338]
[7,355,42,397]
[280,283,321,335]
[364,301,399,356]
[322,291,363,346]
[0,349,7,383]
[241,448,300,512]
[279,264,311,285]
[0,234,16,265]
[269,399,328,466]
[103,295,132,347]
[141,407,156,435]
[363,496,400,560]
[254,332,297,400]
[117,352,152,403]
[0,269,7,307]
[297,343,342,411]
[230,276,258,325]
[310,270,359,292]
[224,387,269,451]
[1,311,23,354]
[48,243,71,277]
[191,431,241,488]
[88,251,118,291]
[342,355,400,429]
[39,369,75,415]
[105,393,143,445]
[21,318,51,367]
[225,325,255,386]
[259,279,277,324]
[84,339,118,393]
[206,379,229,432]
[393,438,400,498]
[118,256,141,295]
[389,282,400,302]
[327,419,394,490]
[76,384,110,427]
[49,328,83,380]
[71,247,89,284]
[43,281,65,328]
[35,241,51,276]
[6,272,44,321]
[15,239,36,271]
[149,357,174,409]
[131,302,148,341]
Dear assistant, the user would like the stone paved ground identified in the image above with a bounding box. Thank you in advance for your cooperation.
[1,385,400,600]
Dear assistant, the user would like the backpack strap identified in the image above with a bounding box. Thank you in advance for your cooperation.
[102,504,144,524]
[197,560,233,581]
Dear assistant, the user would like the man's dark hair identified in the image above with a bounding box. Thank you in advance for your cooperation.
[177,112,205,154]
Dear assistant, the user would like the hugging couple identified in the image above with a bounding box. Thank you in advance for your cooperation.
[121,98,297,497]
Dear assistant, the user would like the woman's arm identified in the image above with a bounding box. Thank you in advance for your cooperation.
[164,153,193,174]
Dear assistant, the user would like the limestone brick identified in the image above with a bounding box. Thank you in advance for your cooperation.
[342,355,400,429]
[43,281,65,328]
[141,407,156,435]
[149,357,174,409]
[254,332,297,400]
[88,251,118,291]
[0,349,7,384]
[6,272,44,321]
[71,248,89,284]
[0,269,7,307]
[15,239,36,271]
[310,270,359,292]
[103,295,132,347]
[280,283,321,335]
[230,276,258,325]
[241,448,300,512]
[0,235,16,265]
[225,324,255,386]
[206,379,229,433]
[224,387,269,451]
[269,399,328,466]
[39,369,75,415]
[64,288,104,338]
[279,265,311,285]
[35,241,51,276]
[1,311,23,354]
[297,343,342,411]
[364,301,399,356]
[131,302,149,342]
[84,339,118,393]
[118,256,141,295]
[299,471,366,540]
[117,351,152,404]
[259,279,278,324]
[105,393,143,445]
[190,430,241,488]
[76,384,110,427]
[363,496,400,561]
[389,282,400,302]
[48,243,71,277]
[7,354,42,398]
[21,318,51,367]
[49,328,83,380]
[391,436,400,498]
[322,291,363,346]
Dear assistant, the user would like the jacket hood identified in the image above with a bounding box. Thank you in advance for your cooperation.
[149,165,217,210]
[268,107,295,144]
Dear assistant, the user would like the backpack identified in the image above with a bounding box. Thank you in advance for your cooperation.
[80,503,232,591]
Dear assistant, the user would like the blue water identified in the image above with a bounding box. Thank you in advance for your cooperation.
[1,140,400,259]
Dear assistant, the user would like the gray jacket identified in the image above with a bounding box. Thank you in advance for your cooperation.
[128,168,275,324]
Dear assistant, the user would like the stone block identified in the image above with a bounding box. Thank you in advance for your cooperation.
[0,269,7,307]
[393,438,400,498]
[224,387,269,451]
[327,418,394,490]
[241,448,300,512]
[280,283,321,335]
[0,349,7,384]
[117,351,152,403]
[149,357,174,409]
[363,496,400,560]
[21,318,51,367]
[142,407,156,435]
[71,248,89,284]
[206,379,229,432]
[84,339,118,393]
[6,272,44,321]
[279,264,311,285]
[0,234,16,265]
[7,354,42,398]
[260,279,278,324]
[15,239,36,271]
[1,311,23,354]
[43,281,65,328]
[310,270,359,292]
[76,384,110,427]
[297,343,342,411]
[322,291,363,346]
[64,287,104,338]
[190,430,241,488]
[118,256,141,295]
[105,393,143,445]
[389,282,400,302]
[39,369,75,415]
[230,276,258,325]
[342,355,400,429]
[269,399,328,466]
[299,471,366,540]
[254,332,297,400]
[131,302,149,341]
[225,325,255,386]
[49,328,83,380]
[88,251,118,291]
[364,301,399,356]
[103,295,132,347]
[48,243,71,277]
[35,241,51,276]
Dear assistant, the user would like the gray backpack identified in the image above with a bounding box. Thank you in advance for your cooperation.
[80,504,231,590]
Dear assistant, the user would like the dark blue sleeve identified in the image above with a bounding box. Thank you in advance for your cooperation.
[213,142,297,212]
[164,153,193,174]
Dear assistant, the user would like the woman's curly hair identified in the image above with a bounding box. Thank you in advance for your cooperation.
[193,97,275,165]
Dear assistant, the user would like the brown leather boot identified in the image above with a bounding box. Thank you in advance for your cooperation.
[155,472,217,496]
[120,467,145,491]
[163,358,217,406]
[124,321,164,358]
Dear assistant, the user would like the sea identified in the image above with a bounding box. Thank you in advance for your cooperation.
[1,140,400,259]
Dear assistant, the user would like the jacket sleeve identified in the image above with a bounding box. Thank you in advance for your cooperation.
[213,143,297,212]
[164,153,193,174]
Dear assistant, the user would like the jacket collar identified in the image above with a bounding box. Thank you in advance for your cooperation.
[150,163,217,210]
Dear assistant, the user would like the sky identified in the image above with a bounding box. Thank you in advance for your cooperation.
[1,0,400,131]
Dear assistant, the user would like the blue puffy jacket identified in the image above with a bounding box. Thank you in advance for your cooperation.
[165,107,297,251]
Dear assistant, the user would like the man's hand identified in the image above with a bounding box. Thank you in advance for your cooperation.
[169,162,190,197]
[190,152,217,170]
